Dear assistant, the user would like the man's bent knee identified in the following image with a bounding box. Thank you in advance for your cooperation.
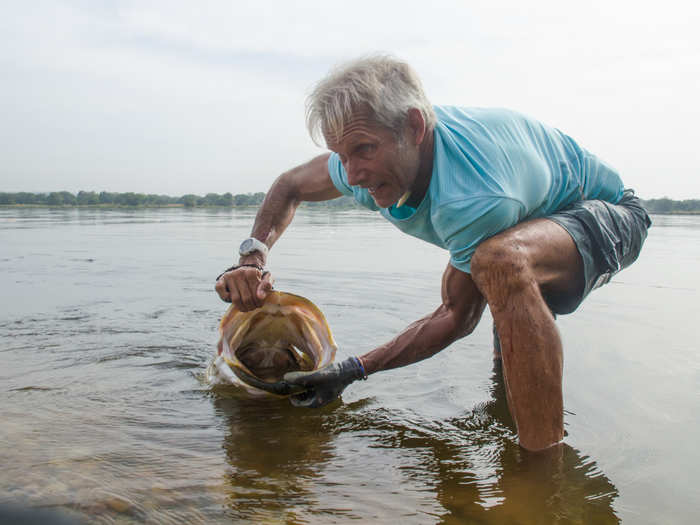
[471,235,534,301]
[472,218,585,312]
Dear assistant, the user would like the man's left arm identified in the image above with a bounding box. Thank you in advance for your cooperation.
[283,263,487,407]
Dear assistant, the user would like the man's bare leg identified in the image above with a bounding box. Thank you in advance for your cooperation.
[471,219,584,451]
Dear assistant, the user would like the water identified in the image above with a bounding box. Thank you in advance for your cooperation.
[0,208,697,524]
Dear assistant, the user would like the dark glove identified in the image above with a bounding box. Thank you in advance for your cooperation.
[283,357,366,408]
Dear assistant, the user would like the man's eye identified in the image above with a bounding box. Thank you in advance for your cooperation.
[358,144,376,155]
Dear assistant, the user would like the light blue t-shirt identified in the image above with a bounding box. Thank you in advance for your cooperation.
[328,106,624,273]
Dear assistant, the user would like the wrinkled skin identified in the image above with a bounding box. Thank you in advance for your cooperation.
[206,291,337,397]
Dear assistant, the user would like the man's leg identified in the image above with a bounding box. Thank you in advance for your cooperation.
[493,314,556,362]
[471,218,584,451]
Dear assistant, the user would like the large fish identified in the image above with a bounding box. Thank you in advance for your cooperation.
[206,291,337,397]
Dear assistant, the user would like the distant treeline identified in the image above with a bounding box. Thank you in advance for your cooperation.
[0,190,262,207]
[0,191,361,209]
[640,198,700,214]
[1,191,698,213]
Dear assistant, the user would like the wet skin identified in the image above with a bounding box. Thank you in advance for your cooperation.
[323,108,434,210]
[214,109,433,310]
[215,109,584,451]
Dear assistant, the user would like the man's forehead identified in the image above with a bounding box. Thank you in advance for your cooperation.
[323,113,385,149]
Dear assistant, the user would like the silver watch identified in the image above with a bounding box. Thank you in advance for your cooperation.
[239,237,269,257]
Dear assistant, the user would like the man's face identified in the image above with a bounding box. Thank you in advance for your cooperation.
[325,113,421,209]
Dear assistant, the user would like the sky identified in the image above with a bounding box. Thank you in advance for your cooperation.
[1,0,698,199]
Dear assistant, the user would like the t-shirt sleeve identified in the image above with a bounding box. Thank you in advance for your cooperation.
[434,197,525,273]
[327,153,380,211]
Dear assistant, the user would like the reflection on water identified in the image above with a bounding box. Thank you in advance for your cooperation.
[1,208,697,523]
[210,360,619,524]
[433,361,618,524]
[216,396,336,523]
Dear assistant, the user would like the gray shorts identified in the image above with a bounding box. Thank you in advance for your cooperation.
[493,190,651,350]
[546,189,651,314]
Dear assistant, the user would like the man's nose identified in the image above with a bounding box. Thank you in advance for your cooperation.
[345,159,366,186]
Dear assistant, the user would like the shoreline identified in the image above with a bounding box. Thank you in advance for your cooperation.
[0,203,364,211]
[0,205,698,215]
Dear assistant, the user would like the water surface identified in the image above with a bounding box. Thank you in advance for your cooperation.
[1,208,697,523]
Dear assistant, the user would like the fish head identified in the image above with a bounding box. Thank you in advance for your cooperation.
[208,291,337,396]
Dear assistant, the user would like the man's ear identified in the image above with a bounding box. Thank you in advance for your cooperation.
[406,108,427,145]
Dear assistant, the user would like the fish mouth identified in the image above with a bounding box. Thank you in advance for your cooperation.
[236,341,313,381]
[207,291,337,396]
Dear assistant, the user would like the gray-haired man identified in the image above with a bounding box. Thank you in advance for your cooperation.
[215,56,650,451]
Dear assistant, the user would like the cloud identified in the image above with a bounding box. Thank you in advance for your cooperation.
[1,0,698,197]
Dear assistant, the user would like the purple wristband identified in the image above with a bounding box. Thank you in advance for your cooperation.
[354,356,368,380]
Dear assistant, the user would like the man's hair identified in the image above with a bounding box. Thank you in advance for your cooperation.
[305,55,436,146]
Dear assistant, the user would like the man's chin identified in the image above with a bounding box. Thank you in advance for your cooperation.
[372,190,411,209]
[367,186,397,208]
[371,195,397,209]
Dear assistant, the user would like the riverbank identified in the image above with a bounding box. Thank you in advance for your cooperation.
[0,191,361,210]
[1,191,699,213]
[0,201,362,211]
[2,204,699,214]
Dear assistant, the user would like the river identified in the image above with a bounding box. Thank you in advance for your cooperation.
[0,207,697,524]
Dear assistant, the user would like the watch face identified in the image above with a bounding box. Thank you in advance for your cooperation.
[240,238,254,253]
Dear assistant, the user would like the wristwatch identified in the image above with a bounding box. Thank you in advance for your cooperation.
[239,237,269,258]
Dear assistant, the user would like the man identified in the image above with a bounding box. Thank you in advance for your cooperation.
[215,56,650,451]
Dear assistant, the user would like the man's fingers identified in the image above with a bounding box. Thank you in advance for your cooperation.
[236,276,258,311]
[283,370,318,387]
[216,267,268,310]
[257,272,274,300]
[214,278,230,302]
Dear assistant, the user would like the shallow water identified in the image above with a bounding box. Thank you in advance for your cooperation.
[0,208,697,524]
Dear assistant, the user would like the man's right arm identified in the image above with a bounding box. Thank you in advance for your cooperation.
[215,153,342,310]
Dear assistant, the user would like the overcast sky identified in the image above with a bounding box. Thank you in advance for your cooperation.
[1,0,698,199]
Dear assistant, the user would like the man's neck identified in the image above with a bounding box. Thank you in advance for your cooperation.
[406,127,435,208]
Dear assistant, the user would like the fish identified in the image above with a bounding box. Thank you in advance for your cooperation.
[206,291,337,397]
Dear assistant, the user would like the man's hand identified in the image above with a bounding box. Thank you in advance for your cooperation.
[283,357,366,408]
[215,265,274,311]
[214,154,340,310]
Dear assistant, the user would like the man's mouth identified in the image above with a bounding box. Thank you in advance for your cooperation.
[367,183,384,196]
